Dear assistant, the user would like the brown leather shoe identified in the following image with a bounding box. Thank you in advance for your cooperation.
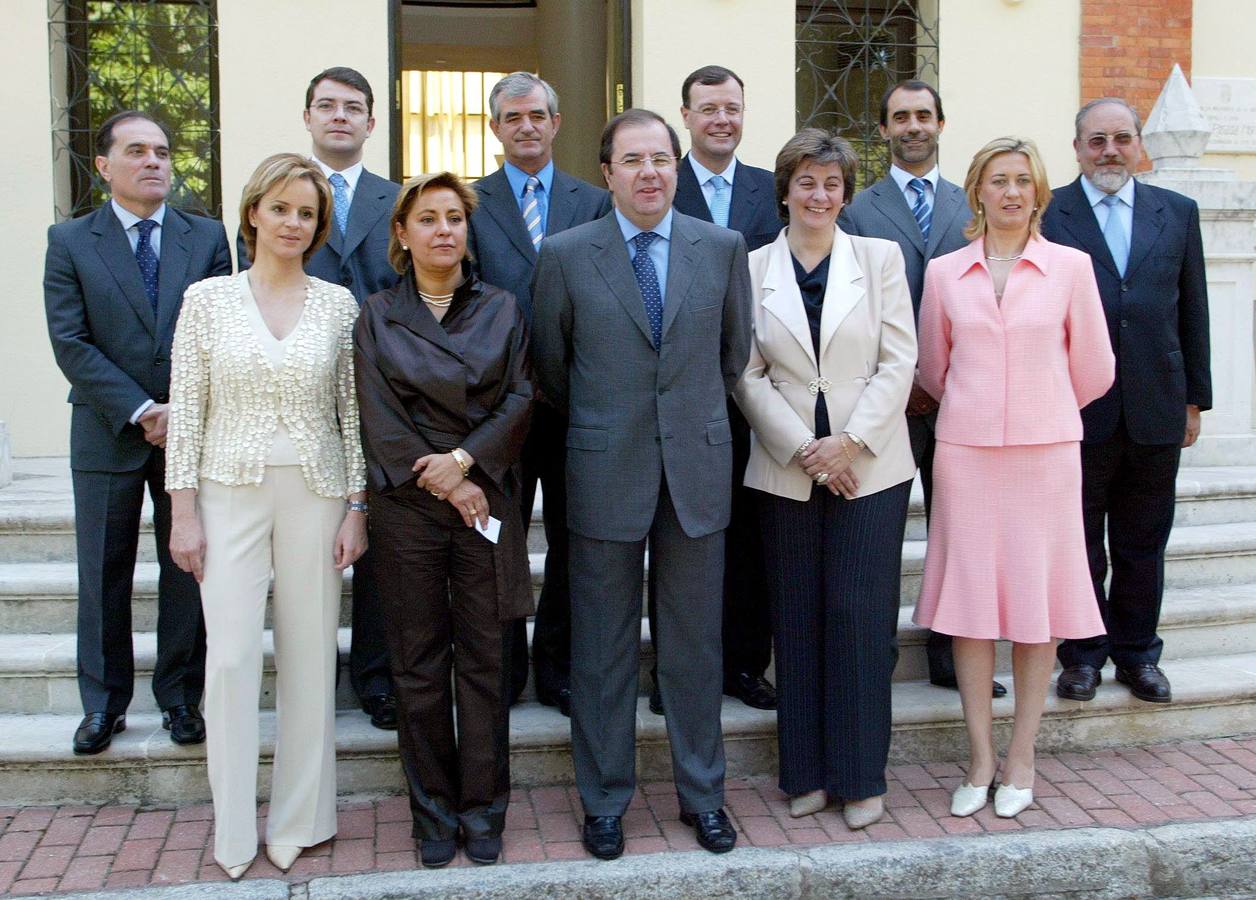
[1057,665,1102,701]
[1116,664,1171,703]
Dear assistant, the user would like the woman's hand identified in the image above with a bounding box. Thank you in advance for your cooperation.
[334,510,368,571]
[168,491,207,583]
[447,479,489,529]
[800,436,860,500]
[413,452,465,497]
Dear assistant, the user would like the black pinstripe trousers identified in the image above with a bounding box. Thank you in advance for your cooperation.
[758,479,911,800]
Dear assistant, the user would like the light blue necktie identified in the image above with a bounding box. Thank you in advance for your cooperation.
[1101,194,1129,277]
[522,175,544,250]
[329,172,350,235]
[708,175,731,229]
[632,231,663,349]
[135,219,160,313]
[909,177,932,241]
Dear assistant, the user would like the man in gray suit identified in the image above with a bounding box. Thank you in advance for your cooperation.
[531,109,750,860]
[44,111,232,754]
[468,72,611,715]
[840,80,1004,697]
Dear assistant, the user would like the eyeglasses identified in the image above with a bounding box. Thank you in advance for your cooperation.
[611,154,676,171]
[311,99,369,118]
[1085,131,1138,150]
[690,104,743,118]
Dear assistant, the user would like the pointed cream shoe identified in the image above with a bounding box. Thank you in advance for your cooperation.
[788,789,828,818]
[950,782,991,817]
[265,844,302,872]
[218,859,253,881]
[994,783,1034,818]
[842,795,885,830]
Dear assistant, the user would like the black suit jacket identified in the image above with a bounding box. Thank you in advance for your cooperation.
[673,154,782,253]
[1042,177,1211,445]
[467,165,611,320]
[839,173,971,317]
[238,167,401,305]
[45,203,233,471]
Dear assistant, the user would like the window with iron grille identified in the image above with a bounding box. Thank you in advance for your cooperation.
[797,0,939,190]
[48,0,220,221]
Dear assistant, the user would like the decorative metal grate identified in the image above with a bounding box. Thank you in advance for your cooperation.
[48,0,220,221]
[796,0,939,189]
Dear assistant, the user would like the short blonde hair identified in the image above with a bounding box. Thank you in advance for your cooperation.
[238,153,333,263]
[388,172,479,274]
[962,137,1052,240]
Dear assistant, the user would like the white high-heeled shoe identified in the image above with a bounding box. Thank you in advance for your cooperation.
[789,789,827,818]
[994,783,1034,818]
[842,795,885,830]
[950,781,991,817]
[266,844,302,872]
[217,858,253,881]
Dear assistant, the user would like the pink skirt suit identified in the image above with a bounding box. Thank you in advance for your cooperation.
[913,237,1115,643]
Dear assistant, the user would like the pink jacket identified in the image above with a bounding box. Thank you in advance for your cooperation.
[918,236,1115,447]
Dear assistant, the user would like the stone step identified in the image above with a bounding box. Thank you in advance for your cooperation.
[1,651,1253,806]
[6,580,1256,716]
[6,459,1256,563]
[4,517,1256,634]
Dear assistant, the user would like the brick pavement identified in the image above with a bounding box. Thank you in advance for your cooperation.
[1,735,1255,896]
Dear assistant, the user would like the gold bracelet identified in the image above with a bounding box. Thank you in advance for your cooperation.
[450,448,471,478]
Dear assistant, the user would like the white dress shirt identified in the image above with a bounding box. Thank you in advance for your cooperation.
[1081,172,1136,243]
[688,155,738,213]
[889,164,939,210]
[113,200,168,423]
[314,158,364,207]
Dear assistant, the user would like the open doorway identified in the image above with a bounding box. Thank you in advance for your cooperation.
[390,0,630,186]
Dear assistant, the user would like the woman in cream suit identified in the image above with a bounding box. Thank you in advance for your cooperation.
[735,129,916,829]
[166,154,367,879]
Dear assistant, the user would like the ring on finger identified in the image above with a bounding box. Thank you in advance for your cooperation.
[815,472,830,485]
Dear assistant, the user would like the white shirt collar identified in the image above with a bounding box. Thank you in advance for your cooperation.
[1080,173,1136,209]
[111,199,167,230]
[889,163,939,195]
[688,154,737,187]
[313,158,364,193]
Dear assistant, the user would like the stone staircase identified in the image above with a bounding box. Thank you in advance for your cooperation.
[2,457,1256,805]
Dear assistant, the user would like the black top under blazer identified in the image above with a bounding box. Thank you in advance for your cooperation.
[1041,177,1211,446]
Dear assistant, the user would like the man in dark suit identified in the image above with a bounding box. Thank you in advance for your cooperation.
[664,64,782,714]
[531,109,750,860]
[467,72,611,716]
[840,80,1004,697]
[239,66,400,729]
[1044,97,1211,704]
[44,111,232,754]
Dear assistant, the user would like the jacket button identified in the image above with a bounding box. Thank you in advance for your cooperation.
[1120,319,1129,328]
[1120,283,1129,292]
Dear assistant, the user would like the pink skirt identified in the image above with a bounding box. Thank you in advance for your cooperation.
[913,441,1105,643]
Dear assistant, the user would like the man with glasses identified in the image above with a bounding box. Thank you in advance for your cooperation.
[240,66,401,730]
[531,108,751,860]
[1043,97,1211,705]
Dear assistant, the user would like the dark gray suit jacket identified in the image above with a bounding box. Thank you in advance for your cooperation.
[530,211,751,542]
[238,167,400,305]
[673,154,782,253]
[467,165,611,320]
[840,173,971,316]
[44,204,232,472]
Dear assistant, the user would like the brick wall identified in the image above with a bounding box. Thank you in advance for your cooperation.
[1080,0,1193,120]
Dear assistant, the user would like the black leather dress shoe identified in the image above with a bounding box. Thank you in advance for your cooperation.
[1116,664,1171,703]
[723,672,778,710]
[464,834,501,865]
[582,815,624,860]
[930,673,1008,698]
[1056,665,1102,701]
[419,838,457,868]
[73,712,125,755]
[680,808,737,853]
[536,686,572,718]
[362,694,399,730]
[162,705,206,745]
[648,683,664,716]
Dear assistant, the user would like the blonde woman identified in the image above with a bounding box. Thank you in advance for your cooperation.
[166,153,366,879]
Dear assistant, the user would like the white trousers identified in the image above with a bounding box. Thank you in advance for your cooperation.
[199,467,343,867]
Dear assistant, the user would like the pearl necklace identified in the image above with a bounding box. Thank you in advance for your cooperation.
[419,290,455,308]
[984,253,1022,261]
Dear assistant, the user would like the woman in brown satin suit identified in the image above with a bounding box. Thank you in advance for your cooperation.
[353,172,533,869]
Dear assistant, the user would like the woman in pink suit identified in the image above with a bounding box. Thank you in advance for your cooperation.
[914,137,1114,820]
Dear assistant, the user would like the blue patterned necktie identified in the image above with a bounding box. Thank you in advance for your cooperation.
[708,174,731,228]
[632,231,663,349]
[522,175,544,250]
[909,177,932,241]
[1101,194,1129,277]
[329,172,350,235]
[134,219,160,313]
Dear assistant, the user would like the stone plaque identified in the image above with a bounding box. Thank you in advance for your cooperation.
[1194,77,1256,153]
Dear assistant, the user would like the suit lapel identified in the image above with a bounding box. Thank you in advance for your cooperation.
[818,227,864,358]
[925,180,966,258]
[760,230,817,369]
[1053,178,1121,279]
[676,156,714,223]
[591,217,655,348]
[727,162,764,235]
[91,206,156,338]
[660,216,697,341]
[868,178,926,255]
[383,278,462,357]
[1126,180,1166,278]
[480,167,538,262]
[546,169,580,236]
[155,209,192,338]
[341,170,392,260]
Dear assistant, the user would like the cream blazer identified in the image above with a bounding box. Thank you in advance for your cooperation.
[166,273,366,499]
[735,226,917,501]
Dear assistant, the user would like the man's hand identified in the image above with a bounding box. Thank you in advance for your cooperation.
[1183,404,1202,448]
[906,381,939,417]
[138,403,170,448]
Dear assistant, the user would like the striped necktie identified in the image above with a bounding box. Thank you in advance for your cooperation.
[708,175,731,228]
[909,177,932,241]
[522,175,544,250]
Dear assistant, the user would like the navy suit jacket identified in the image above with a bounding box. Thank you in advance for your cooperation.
[1042,177,1211,445]
[673,154,782,253]
[45,204,233,471]
[467,165,611,320]
[238,167,401,305]
[839,173,971,318]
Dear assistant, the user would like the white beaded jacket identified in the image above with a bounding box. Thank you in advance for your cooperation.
[166,273,366,499]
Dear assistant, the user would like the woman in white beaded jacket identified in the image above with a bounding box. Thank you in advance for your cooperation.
[165,153,367,881]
